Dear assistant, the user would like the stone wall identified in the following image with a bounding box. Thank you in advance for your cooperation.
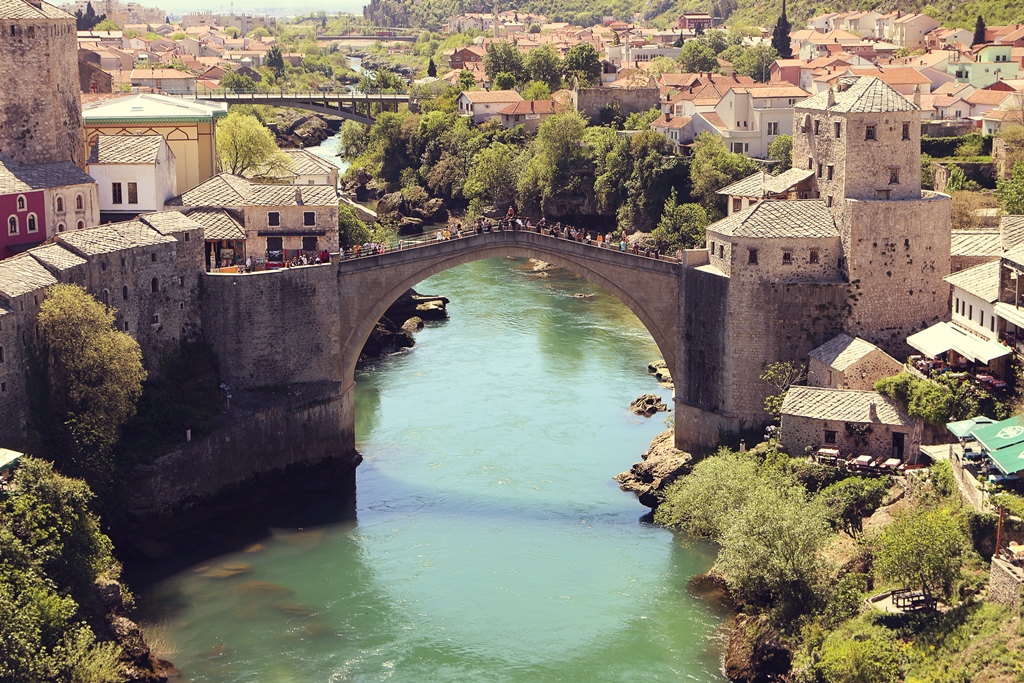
[572,85,660,121]
[780,412,911,459]
[0,13,85,168]
[808,349,903,390]
[988,558,1023,612]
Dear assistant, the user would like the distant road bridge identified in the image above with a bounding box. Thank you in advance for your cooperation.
[174,90,416,124]
[318,34,418,42]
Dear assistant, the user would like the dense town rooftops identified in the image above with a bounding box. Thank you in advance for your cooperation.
[717,168,815,197]
[170,173,338,208]
[87,134,164,165]
[781,386,914,426]
[797,76,919,113]
[944,259,1001,302]
[0,0,71,20]
[0,153,95,193]
[707,200,839,239]
[808,333,881,370]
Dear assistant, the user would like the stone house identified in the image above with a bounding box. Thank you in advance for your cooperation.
[167,173,339,265]
[717,168,817,216]
[497,99,556,133]
[571,79,660,121]
[457,90,524,124]
[780,385,919,459]
[86,135,178,222]
[78,58,113,94]
[245,149,339,187]
[807,333,903,390]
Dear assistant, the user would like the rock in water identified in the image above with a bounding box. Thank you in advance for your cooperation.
[402,316,424,333]
[723,614,792,683]
[615,430,691,508]
[647,359,673,386]
[629,393,667,416]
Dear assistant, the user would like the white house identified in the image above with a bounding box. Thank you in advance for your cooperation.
[689,84,809,158]
[86,135,177,221]
[457,90,524,124]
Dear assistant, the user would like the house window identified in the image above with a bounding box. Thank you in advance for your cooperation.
[127,182,138,204]
[980,311,985,326]
[810,249,819,264]
[0,346,4,363]
[268,211,280,226]
[827,165,834,181]
[782,250,792,264]
[57,223,65,233]
[25,213,38,233]
[303,211,316,226]
[75,194,83,210]
[151,278,159,293]
[732,197,742,212]
[266,236,283,252]
[184,232,191,242]
[876,189,890,200]
[178,276,184,286]
[955,297,960,313]
[992,316,996,332]
[826,195,833,207]
[100,289,109,306]
[76,220,84,230]
[7,216,17,235]
[767,121,779,136]
[834,121,841,138]
[1,382,5,394]
[152,314,160,324]
[817,163,823,178]
[150,252,157,262]
[808,157,813,170]
[889,167,900,184]
[813,119,820,135]
[112,182,122,204]
[824,430,837,444]
[302,236,318,251]
[122,285,128,300]
[710,241,716,254]
[748,248,758,265]
[56,196,64,212]
[16,195,26,211]
[865,124,876,140]
[902,122,910,140]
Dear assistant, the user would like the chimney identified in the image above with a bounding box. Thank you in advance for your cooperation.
[868,401,878,421]
[688,84,693,93]
[913,83,921,107]
[666,112,671,122]
[827,87,836,107]
[295,188,303,205]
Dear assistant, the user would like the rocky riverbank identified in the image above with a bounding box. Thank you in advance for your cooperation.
[360,288,449,360]
[265,108,343,149]
[615,429,691,509]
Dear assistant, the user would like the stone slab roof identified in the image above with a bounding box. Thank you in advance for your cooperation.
[808,333,885,370]
[184,208,246,240]
[781,385,914,426]
[707,200,839,239]
[0,253,57,299]
[0,154,96,193]
[29,243,87,272]
[950,230,1001,257]
[1001,215,1024,250]
[57,218,176,256]
[141,211,203,235]
[797,76,918,113]
[0,0,72,20]
[282,149,337,176]
[944,259,1001,303]
[717,168,815,197]
[170,173,337,208]
[87,134,164,165]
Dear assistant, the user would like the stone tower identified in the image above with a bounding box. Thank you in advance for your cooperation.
[793,76,951,351]
[0,0,85,168]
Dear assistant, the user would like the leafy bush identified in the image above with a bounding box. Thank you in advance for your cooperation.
[818,477,890,536]
[874,508,966,598]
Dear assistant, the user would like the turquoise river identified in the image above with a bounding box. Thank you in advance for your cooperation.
[136,258,730,682]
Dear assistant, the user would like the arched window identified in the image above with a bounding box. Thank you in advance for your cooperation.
[100,289,109,306]
[16,195,26,211]
[7,216,17,236]
[26,213,37,233]
[56,196,64,212]
[75,194,83,210]
[76,220,84,230]
[57,223,65,233]
[122,285,129,300]
[151,278,159,293]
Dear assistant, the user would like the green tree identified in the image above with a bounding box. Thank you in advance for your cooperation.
[561,43,602,88]
[224,26,240,38]
[484,40,526,83]
[458,69,477,90]
[817,477,889,537]
[265,44,285,77]
[973,15,986,46]
[427,57,437,77]
[701,29,729,54]
[651,189,710,250]
[768,134,792,171]
[337,119,368,158]
[518,111,590,213]
[678,40,719,73]
[997,161,1024,214]
[464,142,521,212]
[493,71,516,90]
[875,508,966,597]
[521,80,552,101]
[338,202,371,247]
[359,68,406,92]
[525,44,562,90]
[92,17,120,30]
[771,0,792,59]
[220,70,256,92]
[945,163,967,193]
[814,623,904,683]
[216,110,292,177]
[689,132,758,208]
[529,22,541,33]
[874,373,953,424]
[623,107,660,130]
[760,360,806,421]
[36,284,146,458]
[733,44,779,82]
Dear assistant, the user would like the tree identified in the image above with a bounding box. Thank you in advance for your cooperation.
[689,132,758,207]
[484,41,526,83]
[814,624,904,683]
[220,70,256,93]
[427,57,437,78]
[518,111,590,212]
[265,44,286,77]
[337,119,368,158]
[875,508,965,597]
[224,26,240,38]
[651,189,710,250]
[464,142,521,212]
[768,134,792,171]
[529,23,541,33]
[338,202,371,247]
[771,0,792,59]
[561,43,602,88]
[950,190,998,231]
[973,15,986,46]
[36,284,146,457]
[525,44,562,91]
[760,360,806,421]
[997,160,1024,214]
[945,163,967,193]
[678,40,719,73]
[817,477,889,536]
[216,110,292,177]
[733,44,780,82]
[701,29,729,54]
[521,80,552,101]
[458,69,477,90]
[359,68,405,92]
[623,107,660,130]
[493,71,516,90]
[92,17,120,31]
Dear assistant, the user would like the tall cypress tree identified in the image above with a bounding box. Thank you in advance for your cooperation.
[973,15,986,46]
[427,57,437,78]
[771,0,793,59]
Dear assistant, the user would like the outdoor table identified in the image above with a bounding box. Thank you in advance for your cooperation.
[882,458,901,472]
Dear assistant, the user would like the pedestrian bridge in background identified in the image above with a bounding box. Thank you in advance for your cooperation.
[173,90,415,124]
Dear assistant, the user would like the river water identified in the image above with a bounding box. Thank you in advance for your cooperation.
[136,259,728,682]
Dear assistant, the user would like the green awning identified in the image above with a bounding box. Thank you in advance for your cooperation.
[986,442,1024,475]
[0,448,23,471]
[970,415,1024,453]
[947,416,996,439]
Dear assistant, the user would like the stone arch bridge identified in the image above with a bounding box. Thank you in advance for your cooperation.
[201,230,736,456]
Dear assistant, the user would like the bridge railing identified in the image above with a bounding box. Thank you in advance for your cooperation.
[169,88,410,98]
